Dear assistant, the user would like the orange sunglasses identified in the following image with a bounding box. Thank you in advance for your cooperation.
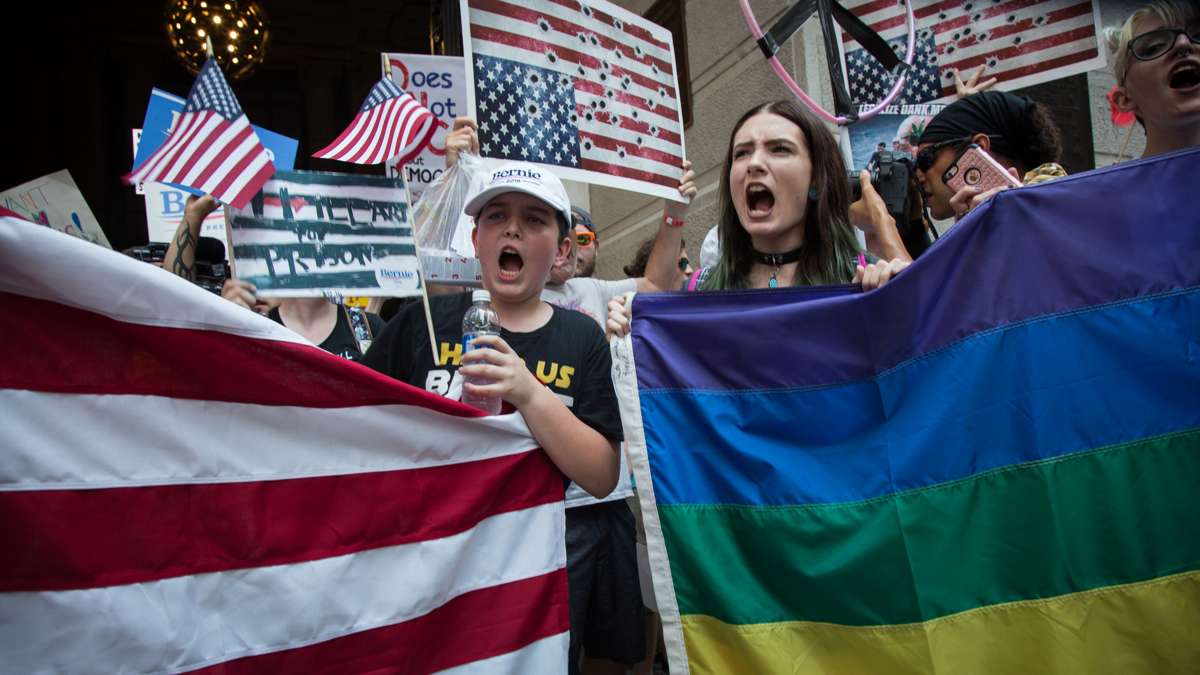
[575,231,596,247]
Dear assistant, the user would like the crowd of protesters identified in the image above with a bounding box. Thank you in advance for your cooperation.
[155,3,1198,672]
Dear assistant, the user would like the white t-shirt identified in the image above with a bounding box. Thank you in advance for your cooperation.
[542,276,638,508]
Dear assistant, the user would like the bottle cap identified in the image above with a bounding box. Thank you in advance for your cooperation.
[471,289,491,303]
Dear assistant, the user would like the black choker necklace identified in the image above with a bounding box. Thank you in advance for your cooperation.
[753,248,802,288]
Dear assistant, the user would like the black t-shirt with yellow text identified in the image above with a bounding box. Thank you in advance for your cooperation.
[360,292,623,444]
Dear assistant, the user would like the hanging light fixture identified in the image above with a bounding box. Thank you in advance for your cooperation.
[165,0,270,80]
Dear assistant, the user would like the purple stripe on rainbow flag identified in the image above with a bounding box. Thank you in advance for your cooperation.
[631,147,1200,393]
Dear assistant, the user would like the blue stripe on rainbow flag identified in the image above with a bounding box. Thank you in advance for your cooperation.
[643,288,1200,507]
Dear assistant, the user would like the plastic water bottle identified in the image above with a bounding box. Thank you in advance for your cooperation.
[461,289,502,415]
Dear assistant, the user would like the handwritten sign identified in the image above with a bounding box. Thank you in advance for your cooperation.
[228,171,420,297]
[0,170,110,249]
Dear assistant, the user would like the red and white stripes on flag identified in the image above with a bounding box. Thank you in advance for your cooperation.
[0,217,569,674]
[125,57,276,209]
[314,78,442,165]
[842,0,1106,99]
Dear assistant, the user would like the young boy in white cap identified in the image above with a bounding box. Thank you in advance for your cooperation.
[360,159,622,501]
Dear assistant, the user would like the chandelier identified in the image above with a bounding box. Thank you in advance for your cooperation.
[165,0,270,80]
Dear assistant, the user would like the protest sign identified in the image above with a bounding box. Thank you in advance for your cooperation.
[132,128,226,242]
[840,0,1106,105]
[847,102,946,171]
[460,0,686,201]
[0,170,110,248]
[228,171,420,298]
[383,53,467,201]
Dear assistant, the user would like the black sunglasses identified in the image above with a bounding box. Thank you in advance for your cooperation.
[915,135,1001,173]
[1128,24,1200,62]
[677,257,690,272]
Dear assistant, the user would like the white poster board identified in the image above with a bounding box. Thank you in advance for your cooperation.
[0,170,110,249]
[228,171,421,298]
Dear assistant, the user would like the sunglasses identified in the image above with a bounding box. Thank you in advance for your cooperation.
[915,135,1000,173]
[1128,24,1200,63]
[576,231,596,247]
[677,257,691,272]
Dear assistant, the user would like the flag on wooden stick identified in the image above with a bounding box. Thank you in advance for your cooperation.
[126,56,276,209]
[314,77,442,166]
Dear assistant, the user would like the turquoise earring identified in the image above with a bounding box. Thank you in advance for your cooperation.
[808,187,818,200]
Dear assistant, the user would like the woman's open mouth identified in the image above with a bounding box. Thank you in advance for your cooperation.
[1168,61,1200,91]
[746,184,775,218]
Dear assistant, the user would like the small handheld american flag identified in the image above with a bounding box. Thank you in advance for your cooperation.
[313,78,442,166]
[126,56,276,210]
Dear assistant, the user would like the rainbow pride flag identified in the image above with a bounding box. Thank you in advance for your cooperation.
[612,147,1200,674]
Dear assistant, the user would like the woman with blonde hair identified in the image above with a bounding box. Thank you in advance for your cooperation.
[1106,0,1200,157]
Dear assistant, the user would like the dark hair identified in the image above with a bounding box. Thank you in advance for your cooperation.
[555,212,570,240]
[623,235,686,278]
[1023,103,1063,170]
[703,100,861,290]
[923,92,1063,174]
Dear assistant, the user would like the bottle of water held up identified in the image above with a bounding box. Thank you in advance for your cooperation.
[461,289,502,415]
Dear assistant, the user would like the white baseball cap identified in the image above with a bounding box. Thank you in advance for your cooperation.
[464,162,572,229]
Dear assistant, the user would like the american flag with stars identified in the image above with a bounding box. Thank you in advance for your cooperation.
[126,57,275,210]
[464,0,685,199]
[313,77,441,166]
[841,0,1105,104]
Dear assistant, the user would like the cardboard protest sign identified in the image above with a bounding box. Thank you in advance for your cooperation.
[1,170,110,248]
[839,0,1106,105]
[134,88,298,197]
[383,53,467,201]
[228,171,421,298]
[460,0,686,200]
[848,102,946,171]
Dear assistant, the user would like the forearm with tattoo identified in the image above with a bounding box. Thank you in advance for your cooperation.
[171,225,197,280]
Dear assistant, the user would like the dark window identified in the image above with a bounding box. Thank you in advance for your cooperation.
[644,0,692,128]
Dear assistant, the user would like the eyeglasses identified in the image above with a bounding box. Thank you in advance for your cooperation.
[1128,24,1200,62]
[915,135,1000,173]
[677,257,691,272]
[576,231,596,247]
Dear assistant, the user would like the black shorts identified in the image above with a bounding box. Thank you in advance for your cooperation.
[565,500,646,672]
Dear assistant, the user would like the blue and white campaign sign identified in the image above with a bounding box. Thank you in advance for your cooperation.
[134,88,299,196]
[132,127,227,243]
[382,53,466,200]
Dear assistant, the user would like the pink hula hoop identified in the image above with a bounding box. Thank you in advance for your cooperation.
[737,0,917,126]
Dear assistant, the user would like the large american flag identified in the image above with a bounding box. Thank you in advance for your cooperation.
[314,77,442,166]
[463,0,685,200]
[0,216,569,673]
[842,0,1106,103]
[126,57,275,210]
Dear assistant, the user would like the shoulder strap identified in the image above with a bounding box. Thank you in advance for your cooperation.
[342,305,374,355]
[687,267,708,292]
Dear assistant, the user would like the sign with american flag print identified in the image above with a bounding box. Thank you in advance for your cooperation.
[840,0,1106,105]
[460,0,686,201]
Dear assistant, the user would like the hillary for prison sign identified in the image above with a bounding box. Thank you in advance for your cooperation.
[229,170,421,297]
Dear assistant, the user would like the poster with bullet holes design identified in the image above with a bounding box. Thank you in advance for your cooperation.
[838,0,1106,105]
[459,0,686,201]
